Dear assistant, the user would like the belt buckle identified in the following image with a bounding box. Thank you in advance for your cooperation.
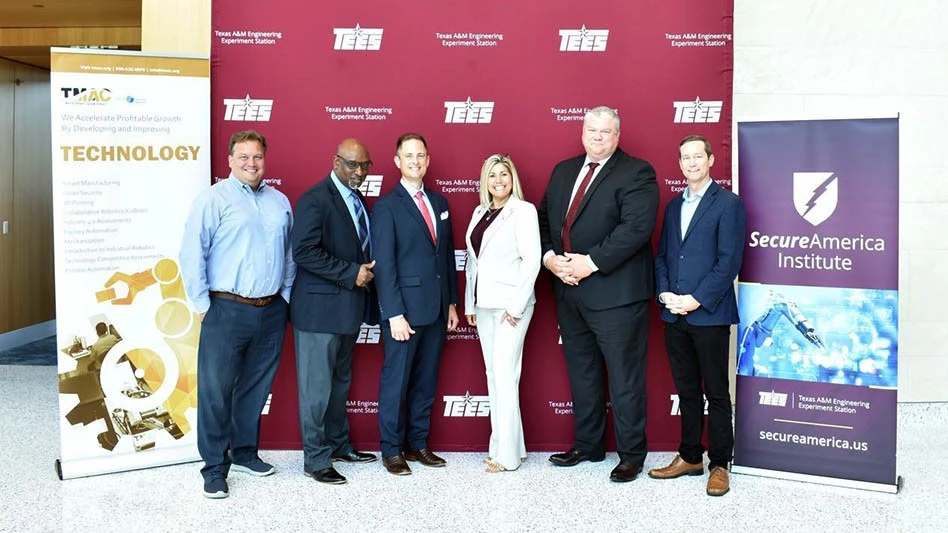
[253,296,270,307]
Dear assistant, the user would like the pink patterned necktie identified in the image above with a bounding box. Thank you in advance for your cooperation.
[415,190,437,245]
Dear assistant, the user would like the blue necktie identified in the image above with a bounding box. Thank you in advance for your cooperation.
[350,191,370,259]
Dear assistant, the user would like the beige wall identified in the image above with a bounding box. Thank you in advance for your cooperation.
[141,0,210,55]
[0,59,54,334]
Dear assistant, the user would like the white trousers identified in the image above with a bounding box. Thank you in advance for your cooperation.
[474,305,534,470]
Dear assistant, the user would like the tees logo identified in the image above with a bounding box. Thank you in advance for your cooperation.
[793,172,839,226]
[758,390,789,407]
[669,394,709,416]
[223,94,273,121]
[454,250,468,271]
[443,391,490,417]
[356,323,381,344]
[333,24,383,50]
[558,25,609,52]
[60,87,112,103]
[673,97,722,123]
[261,394,272,415]
[357,175,383,197]
[444,97,494,123]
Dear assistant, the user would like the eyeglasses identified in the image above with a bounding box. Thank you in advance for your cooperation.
[335,155,372,171]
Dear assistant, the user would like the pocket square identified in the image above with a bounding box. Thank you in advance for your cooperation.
[440,211,449,221]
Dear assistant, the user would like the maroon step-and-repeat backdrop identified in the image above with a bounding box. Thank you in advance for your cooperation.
[210,0,734,451]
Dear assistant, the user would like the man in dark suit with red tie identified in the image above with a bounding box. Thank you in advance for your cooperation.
[371,133,459,476]
[538,106,659,482]
[290,138,380,485]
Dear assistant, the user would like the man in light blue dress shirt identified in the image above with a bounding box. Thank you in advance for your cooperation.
[179,130,295,499]
[651,135,746,497]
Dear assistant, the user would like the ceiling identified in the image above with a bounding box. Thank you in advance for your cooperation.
[0,0,141,69]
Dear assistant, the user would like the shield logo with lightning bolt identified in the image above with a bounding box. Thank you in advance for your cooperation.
[793,172,838,226]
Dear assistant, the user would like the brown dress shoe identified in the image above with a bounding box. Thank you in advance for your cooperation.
[707,466,730,496]
[382,455,412,476]
[647,455,704,479]
[404,448,447,467]
[609,461,641,483]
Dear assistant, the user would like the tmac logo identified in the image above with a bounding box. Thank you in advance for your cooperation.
[356,323,381,344]
[758,390,789,407]
[443,391,490,417]
[793,172,839,226]
[358,175,384,197]
[223,94,273,121]
[333,24,383,50]
[60,87,112,103]
[444,97,494,123]
[558,25,609,52]
[673,97,722,123]
[454,250,468,272]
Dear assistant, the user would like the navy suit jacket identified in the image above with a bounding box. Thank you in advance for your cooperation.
[289,174,379,335]
[371,182,458,326]
[654,180,746,326]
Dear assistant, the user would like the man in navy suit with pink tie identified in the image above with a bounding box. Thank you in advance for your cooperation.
[371,133,459,476]
[650,135,746,497]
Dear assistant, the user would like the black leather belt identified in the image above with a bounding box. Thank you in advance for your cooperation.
[209,291,277,307]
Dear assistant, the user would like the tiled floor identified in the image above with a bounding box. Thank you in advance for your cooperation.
[1,364,945,532]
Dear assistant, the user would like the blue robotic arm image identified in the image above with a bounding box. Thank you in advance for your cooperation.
[737,291,825,376]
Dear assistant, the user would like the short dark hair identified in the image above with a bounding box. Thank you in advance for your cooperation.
[679,134,712,157]
[229,130,268,155]
[395,133,427,153]
[95,322,108,336]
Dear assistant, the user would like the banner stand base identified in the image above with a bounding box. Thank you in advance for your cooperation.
[732,465,899,494]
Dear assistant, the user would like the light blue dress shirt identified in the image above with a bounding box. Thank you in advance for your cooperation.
[680,178,713,241]
[179,174,296,314]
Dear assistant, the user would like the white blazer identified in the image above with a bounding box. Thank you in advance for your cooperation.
[463,197,541,318]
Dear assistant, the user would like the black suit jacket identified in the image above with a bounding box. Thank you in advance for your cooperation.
[289,174,379,335]
[538,148,659,309]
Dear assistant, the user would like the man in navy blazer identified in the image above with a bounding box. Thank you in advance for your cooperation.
[290,138,380,485]
[371,133,459,476]
[649,135,746,497]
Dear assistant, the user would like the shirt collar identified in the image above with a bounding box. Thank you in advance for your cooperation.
[683,178,713,202]
[228,173,268,194]
[330,170,357,197]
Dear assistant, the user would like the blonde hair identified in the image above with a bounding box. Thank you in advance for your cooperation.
[478,154,525,208]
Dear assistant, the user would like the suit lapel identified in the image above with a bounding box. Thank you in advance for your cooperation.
[682,181,718,243]
[395,185,436,247]
[326,176,362,246]
[574,150,623,221]
[480,199,516,250]
[558,157,585,222]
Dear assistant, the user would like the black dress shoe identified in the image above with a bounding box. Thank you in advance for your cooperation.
[332,450,378,463]
[404,448,447,467]
[609,461,641,483]
[382,455,412,476]
[549,449,605,467]
[305,467,347,485]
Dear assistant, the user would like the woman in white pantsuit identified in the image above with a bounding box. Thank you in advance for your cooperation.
[463,154,541,473]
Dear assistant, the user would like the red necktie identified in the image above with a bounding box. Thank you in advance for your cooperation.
[561,162,599,252]
[415,190,437,245]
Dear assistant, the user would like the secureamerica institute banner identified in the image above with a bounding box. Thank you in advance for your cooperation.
[732,118,899,493]
[51,49,209,479]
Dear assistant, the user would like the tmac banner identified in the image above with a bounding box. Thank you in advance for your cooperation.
[51,49,209,479]
[211,0,735,451]
[733,119,899,492]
